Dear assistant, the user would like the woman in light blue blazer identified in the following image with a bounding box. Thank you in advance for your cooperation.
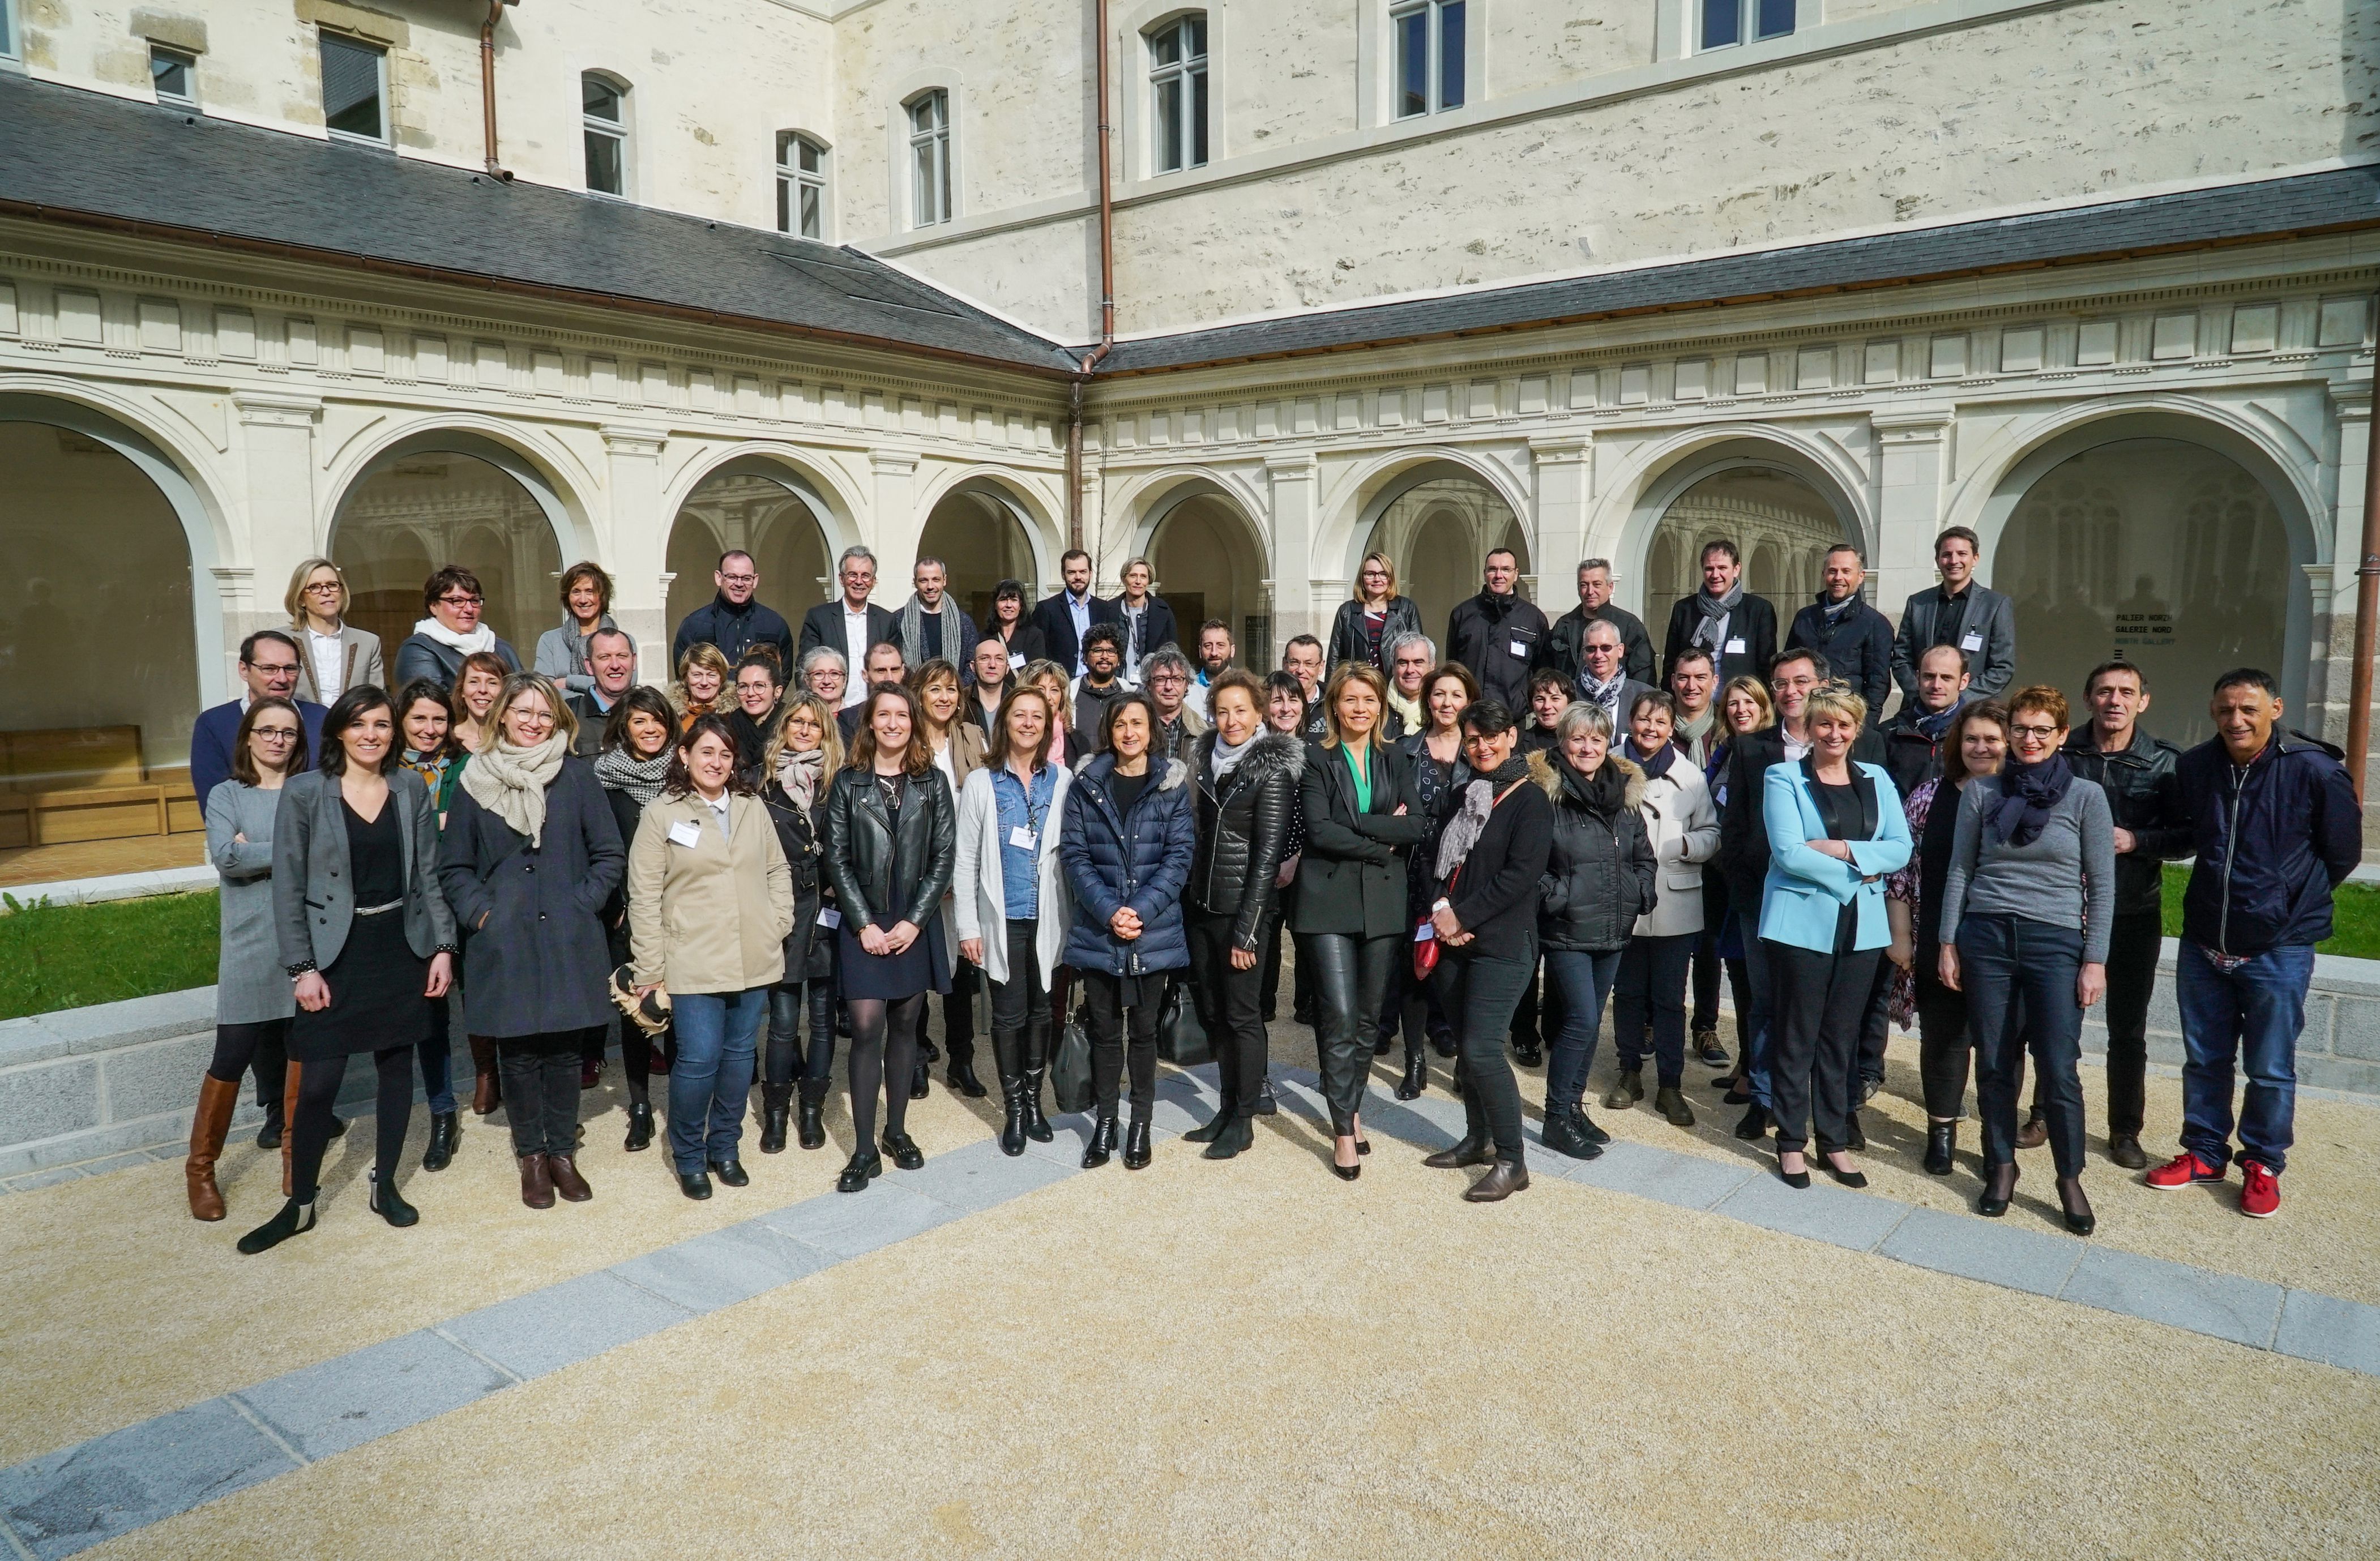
[1758,685,1910,1191]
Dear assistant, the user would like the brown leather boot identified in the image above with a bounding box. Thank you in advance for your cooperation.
[519,1152,555,1209]
[186,1075,238,1221]
[547,1154,592,1203]
[471,1038,502,1115]
[280,1063,303,1196]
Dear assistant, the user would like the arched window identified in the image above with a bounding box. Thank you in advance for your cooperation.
[776,132,828,238]
[906,89,951,228]
[582,72,629,196]
[1147,14,1208,174]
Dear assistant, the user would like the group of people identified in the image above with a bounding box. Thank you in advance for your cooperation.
[179,531,2361,1252]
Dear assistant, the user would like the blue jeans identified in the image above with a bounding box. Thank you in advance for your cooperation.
[668,987,767,1173]
[1542,950,1622,1114]
[418,997,457,1115]
[1733,907,1775,1109]
[2175,940,2311,1174]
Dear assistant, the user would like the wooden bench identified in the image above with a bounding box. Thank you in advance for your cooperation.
[0,727,200,849]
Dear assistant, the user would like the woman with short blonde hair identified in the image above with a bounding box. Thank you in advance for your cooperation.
[671,643,734,729]
[1328,550,1422,674]
[283,557,383,705]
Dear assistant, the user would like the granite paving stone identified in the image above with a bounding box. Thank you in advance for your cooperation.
[236,1330,512,1462]
[438,1271,693,1382]
[2059,1245,2284,1349]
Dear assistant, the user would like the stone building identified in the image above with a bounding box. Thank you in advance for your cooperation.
[1,0,2374,848]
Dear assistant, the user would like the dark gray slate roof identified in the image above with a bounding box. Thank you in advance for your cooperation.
[1099,165,2380,375]
[0,71,1077,374]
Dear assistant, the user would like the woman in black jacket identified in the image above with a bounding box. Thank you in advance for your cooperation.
[1420,699,1554,1203]
[1387,662,1478,1097]
[823,682,957,1192]
[1296,663,1424,1179]
[758,692,840,1153]
[1533,703,1656,1160]
[986,579,1048,671]
[438,674,625,1209]
[1327,551,1424,674]
[1182,670,1304,1156]
[592,686,681,1151]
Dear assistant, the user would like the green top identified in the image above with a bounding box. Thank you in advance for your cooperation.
[1342,742,1371,814]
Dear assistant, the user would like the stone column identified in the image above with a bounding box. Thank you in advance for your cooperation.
[1870,410,1954,625]
[1530,434,1592,612]
[871,450,921,598]
[228,390,322,656]
[1265,452,1323,647]
[600,425,668,682]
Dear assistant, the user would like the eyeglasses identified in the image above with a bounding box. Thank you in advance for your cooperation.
[249,662,300,677]
[719,573,758,586]
[252,727,301,742]
[437,593,483,608]
[302,581,342,595]
[2009,724,2058,739]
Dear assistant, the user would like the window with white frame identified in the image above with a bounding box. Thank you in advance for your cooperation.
[907,89,951,227]
[582,74,628,196]
[1700,0,1794,50]
[318,33,388,144]
[150,45,197,106]
[1,0,18,60]
[1147,14,1208,174]
[1392,0,1464,118]
[777,132,828,238]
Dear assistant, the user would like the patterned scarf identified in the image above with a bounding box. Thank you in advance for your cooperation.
[593,745,672,808]
[774,746,825,811]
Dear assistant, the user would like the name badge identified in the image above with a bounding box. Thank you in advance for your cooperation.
[1725,638,1746,655]
[1009,826,1038,851]
[1509,640,1528,658]
[1009,653,1026,669]
[1960,631,1984,653]
[817,906,842,929]
[666,820,703,848]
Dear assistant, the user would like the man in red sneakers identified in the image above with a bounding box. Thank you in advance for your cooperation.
[2147,669,2361,1217]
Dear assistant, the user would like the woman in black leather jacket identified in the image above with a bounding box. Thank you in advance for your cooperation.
[757,693,839,1154]
[1181,670,1304,1157]
[1326,551,1425,673]
[822,683,956,1192]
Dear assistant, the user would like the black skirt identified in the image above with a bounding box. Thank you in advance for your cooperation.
[288,910,433,1060]
[837,913,951,1001]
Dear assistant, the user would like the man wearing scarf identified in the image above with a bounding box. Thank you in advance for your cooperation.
[1880,644,1974,796]
[1785,544,1894,722]
[1574,619,1658,733]
[1445,548,1549,709]
[895,557,979,681]
[1667,647,1719,770]
[1661,538,1777,688]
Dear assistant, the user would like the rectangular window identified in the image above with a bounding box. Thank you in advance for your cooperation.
[1702,0,1794,49]
[583,75,626,196]
[318,33,387,143]
[776,132,826,239]
[150,45,196,106]
[1,0,16,59]
[1393,0,1464,119]
[907,91,951,227]
[1148,14,1208,174]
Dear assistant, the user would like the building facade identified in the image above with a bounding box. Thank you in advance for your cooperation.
[1,0,2375,842]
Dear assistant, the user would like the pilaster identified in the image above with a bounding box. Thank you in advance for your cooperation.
[1869,409,1954,622]
[229,390,322,643]
[601,425,669,678]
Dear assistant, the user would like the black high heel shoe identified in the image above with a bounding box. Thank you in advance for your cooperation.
[1330,1157,1361,1182]
[2057,1175,2096,1236]
[1775,1152,1811,1190]
[1977,1161,2019,1217]
[1821,1152,1867,1190]
[369,1169,419,1228]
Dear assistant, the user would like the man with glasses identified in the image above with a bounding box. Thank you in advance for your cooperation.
[796,546,896,708]
[189,629,328,812]
[677,547,797,674]
[392,564,523,690]
[1142,648,1206,762]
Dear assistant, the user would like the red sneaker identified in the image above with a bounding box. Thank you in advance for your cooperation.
[2240,1161,2280,1218]
[2144,1151,2225,1190]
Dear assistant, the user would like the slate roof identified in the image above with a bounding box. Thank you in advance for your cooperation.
[0,71,1078,375]
[1096,165,2380,375]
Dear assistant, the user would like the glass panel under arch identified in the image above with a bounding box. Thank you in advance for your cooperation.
[1644,468,1844,641]
[332,451,562,666]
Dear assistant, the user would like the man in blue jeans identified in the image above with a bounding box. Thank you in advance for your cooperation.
[2149,668,2360,1218]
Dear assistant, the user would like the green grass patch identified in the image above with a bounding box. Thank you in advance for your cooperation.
[0,890,221,1021]
[2160,865,2380,960]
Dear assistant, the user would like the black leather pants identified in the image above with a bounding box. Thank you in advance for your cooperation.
[1305,931,1397,1136]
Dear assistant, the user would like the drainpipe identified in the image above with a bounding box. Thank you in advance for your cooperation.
[1066,0,1117,555]
[480,0,517,180]
[2347,301,2380,803]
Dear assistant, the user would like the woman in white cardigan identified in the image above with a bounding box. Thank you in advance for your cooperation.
[1604,689,1721,1127]
[954,685,1075,1156]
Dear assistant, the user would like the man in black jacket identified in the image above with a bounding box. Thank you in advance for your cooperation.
[1663,537,1777,687]
[1030,548,1120,677]
[2061,660,2189,1170]
[674,548,796,672]
[1891,525,2016,702]
[1445,547,1548,709]
[1543,559,1656,688]
[1785,544,1894,724]
[796,546,898,706]
[1877,644,1973,797]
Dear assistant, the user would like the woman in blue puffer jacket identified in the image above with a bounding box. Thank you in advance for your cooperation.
[1059,690,1197,1170]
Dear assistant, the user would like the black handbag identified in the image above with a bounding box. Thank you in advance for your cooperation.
[1048,1012,1096,1114]
[1156,977,1211,1066]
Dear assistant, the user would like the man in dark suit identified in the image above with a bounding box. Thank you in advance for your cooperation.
[796,546,898,708]
[1785,544,1895,724]
[1030,548,1119,677]
[1113,557,1179,685]
[674,548,796,672]
[1662,537,1777,688]
[190,629,327,804]
[1543,558,1656,688]
[1891,525,2016,702]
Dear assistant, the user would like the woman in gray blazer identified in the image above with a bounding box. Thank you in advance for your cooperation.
[239,686,457,1255]
[185,697,308,1222]
[285,557,384,706]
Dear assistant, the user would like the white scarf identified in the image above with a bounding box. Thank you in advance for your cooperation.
[412,616,497,656]
[1386,685,1424,734]
[460,733,568,846]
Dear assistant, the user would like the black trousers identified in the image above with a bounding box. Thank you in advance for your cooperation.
[289,1045,412,1203]
[1959,913,2087,1179]
[1305,930,1396,1135]
[986,920,1051,1081]
[765,978,834,1088]
[1079,968,1159,1116]
[1437,942,1534,1166]
[1856,950,1894,1088]
[1188,910,1267,1118]
[2101,910,2161,1136]
[1765,940,1880,1156]
[1613,933,1695,1088]
[1913,963,1975,1120]
[1508,957,1566,1050]
[942,956,980,1068]
[497,1030,584,1158]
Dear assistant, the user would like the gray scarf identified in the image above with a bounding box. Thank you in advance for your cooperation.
[460,733,569,846]
[1690,580,1746,653]
[898,595,950,672]
[1210,730,1256,782]
[774,746,824,812]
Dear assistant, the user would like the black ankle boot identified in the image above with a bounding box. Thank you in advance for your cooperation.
[1733,1104,1771,1141]
[1540,1108,1604,1162]
[623,1098,655,1152]
[1396,1052,1427,1100]
[759,1083,792,1153]
[420,1110,458,1173]
[796,1079,827,1151]
[998,1075,1028,1157]
[1123,1115,1152,1170]
[1082,1113,1118,1169]
[947,1058,988,1098]
[1021,1068,1054,1143]
[1183,1097,1237,1143]
[1202,1114,1254,1160]
[256,1100,285,1150]
[1924,1119,1956,1176]
[369,1169,418,1228]
[909,1058,931,1101]
[237,1196,317,1254]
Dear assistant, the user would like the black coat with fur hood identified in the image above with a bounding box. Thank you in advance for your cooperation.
[1533,750,1658,953]
[1188,729,1305,951]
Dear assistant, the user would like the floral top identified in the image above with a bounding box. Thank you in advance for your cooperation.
[1884,776,1939,906]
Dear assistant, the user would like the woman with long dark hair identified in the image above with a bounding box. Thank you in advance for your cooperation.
[593,686,682,1151]
[986,579,1048,670]
[1257,669,1315,1036]
[822,682,958,1191]
[1703,675,1774,1095]
[915,657,989,1098]
[757,693,842,1152]
[1386,661,1477,1097]
[240,686,457,1253]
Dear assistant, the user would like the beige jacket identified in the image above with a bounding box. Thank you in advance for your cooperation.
[627,790,794,995]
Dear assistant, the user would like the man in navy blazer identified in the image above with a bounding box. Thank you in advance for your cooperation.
[190,629,327,802]
[1031,548,1120,677]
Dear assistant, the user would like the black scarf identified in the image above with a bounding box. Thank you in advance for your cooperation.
[1561,757,1627,819]
[1990,752,2072,848]
[1626,737,1676,781]
[1481,751,1530,787]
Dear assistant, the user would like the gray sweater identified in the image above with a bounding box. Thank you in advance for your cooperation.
[1938,773,2117,963]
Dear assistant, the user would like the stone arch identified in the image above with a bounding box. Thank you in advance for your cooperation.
[1125,471,1273,668]
[914,464,1065,585]
[1334,450,1532,636]
[664,451,860,653]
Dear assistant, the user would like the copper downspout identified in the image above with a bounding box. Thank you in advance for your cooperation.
[1067,0,1116,553]
[480,0,516,180]
[2347,294,2380,803]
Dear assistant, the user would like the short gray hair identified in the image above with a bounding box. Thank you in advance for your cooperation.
[1584,617,1623,645]
[837,545,877,571]
[1141,647,1193,684]
[800,646,848,682]
[1578,558,1613,575]
[1384,631,1437,665]
[1554,702,1613,744]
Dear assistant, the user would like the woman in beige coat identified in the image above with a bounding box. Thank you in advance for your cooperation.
[627,712,794,1200]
